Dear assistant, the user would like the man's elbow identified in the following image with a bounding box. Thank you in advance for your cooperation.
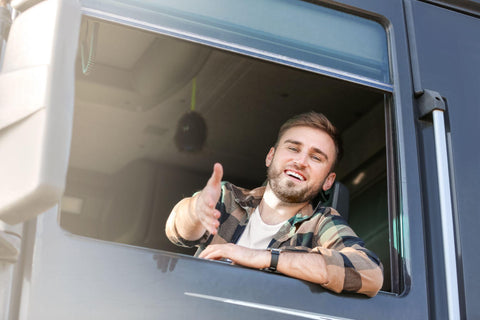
[165,213,181,245]
[360,264,384,297]
[165,198,190,244]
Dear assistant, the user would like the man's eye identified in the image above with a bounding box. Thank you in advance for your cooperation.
[288,146,298,152]
[312,155,322,162]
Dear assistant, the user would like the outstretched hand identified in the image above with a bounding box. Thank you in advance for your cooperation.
[195,163,223,235]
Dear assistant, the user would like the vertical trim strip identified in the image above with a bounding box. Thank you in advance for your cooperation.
[402,0,423,94]
[432,110,460,320]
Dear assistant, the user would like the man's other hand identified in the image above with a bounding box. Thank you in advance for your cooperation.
[196,163,223,235]
[199,243,270,270]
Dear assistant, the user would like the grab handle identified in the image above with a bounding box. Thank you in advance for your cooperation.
[418,89,460,320]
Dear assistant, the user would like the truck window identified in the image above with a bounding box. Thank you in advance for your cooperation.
[60,2,399,294]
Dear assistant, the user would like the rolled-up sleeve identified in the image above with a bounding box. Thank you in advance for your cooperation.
[167,220,211,247]
[312,208,384,297]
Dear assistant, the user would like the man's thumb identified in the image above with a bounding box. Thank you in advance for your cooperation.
[211,163,223,184]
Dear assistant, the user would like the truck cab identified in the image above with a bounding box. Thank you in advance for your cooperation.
[0,0,479,319]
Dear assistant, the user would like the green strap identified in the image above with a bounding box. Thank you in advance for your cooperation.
[190,77,197,111]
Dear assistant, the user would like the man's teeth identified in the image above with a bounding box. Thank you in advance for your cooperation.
[286,170,305,181]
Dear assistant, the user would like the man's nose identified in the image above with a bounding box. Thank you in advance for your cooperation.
[294,152,308,167]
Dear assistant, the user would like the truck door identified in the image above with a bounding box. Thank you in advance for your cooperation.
[3,0,463,319]
[407,1,480,319]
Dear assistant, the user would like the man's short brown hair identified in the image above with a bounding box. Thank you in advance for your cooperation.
[276,111,343,169]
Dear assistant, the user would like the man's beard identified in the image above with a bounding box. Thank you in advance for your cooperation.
[267,164,323,204]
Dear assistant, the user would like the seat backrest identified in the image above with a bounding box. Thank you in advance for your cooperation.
[315,181,350,221]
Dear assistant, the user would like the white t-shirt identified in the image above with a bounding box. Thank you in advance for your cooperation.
[236,207,285,249]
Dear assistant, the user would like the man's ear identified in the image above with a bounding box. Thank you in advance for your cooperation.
[265,147,275,167]
[322,172,336,191]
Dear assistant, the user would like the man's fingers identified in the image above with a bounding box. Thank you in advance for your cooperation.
[195,192,220,235]
[198,247,213,259]
[199,243,238,261]
[199,244,224,260]
[207,211,220,229]
[196,196,220,220]
[200,213,220,234]
[197,194,215,211]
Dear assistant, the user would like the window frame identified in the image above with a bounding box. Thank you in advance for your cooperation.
[80,0,393,92]
[75,0,405,295]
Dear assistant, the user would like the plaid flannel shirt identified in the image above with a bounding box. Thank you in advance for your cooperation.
[169,182,384,297]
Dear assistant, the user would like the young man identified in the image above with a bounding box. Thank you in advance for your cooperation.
[165,112,383,297]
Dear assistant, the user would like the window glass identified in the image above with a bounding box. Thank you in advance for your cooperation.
[82,0,390,85]
[61,10,395,292]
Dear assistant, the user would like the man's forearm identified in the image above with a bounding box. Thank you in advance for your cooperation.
[314,247,384,297]
[199,244,382,297]
[165,194,206,242]
[199,245,328,286]
[276,251,328,285]
[277,251,381,297]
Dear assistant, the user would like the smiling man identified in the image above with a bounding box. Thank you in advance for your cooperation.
[165,112,383,297]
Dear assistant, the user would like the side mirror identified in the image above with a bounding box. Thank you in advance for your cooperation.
[0,0,81,224]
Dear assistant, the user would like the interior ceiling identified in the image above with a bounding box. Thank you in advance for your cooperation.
[93,20,154,69]
[71,18,384,185]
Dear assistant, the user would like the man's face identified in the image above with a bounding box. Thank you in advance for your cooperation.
[266,126,336,204]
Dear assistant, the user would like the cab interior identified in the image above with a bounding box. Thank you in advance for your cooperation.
[60,17,393,292]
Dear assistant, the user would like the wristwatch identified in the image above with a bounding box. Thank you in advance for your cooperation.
[268,248,282,272]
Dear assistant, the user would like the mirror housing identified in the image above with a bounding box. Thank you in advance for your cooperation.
[0,0,80,224]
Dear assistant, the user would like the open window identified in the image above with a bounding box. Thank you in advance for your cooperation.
[60,0,400,294]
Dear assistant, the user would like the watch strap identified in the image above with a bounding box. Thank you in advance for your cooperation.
[268,248,281,272]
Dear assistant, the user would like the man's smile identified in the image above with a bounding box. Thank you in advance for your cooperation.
[284,169,306,181]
